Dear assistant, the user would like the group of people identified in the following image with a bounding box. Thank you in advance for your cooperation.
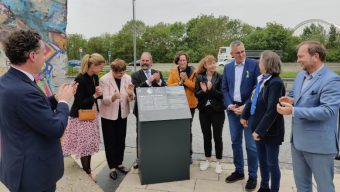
[1,29,340,192]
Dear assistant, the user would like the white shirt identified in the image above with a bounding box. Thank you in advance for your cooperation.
[233,60,245,102]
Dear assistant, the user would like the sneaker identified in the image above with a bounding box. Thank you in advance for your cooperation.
[245,177,257,191]
[215,162,222,174]
[257,187,270,192]
[225,171,244,183]
[199,160,209,171]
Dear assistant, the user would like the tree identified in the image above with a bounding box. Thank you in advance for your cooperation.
[327,25,339,49]
[67,34,87,60]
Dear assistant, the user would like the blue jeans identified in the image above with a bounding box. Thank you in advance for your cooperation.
[227,112,258,177]
[256,142,280,192]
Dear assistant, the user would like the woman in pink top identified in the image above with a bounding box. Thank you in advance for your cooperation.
[99,59,135,180]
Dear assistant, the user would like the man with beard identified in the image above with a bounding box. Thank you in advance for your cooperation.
[131,52,166,169]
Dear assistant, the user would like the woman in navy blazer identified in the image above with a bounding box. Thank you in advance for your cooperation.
[241,51,285,192]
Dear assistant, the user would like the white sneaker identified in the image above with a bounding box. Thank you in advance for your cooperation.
[200,160,209,171]
[215,162,222,174]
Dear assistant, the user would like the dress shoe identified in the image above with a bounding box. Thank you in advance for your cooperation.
[257,187,270,192]
[116,166,129,174]
[225,171,244,183]
[109,170,118,180]
[245,177,257,191]
[133,162,139,169]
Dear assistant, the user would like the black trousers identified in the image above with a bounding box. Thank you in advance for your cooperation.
[198,106,225,159]
[101,116,127,169]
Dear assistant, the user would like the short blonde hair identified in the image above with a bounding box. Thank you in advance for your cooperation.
[80,53,105,74]
[196,55,216,75]
[260,50,282,75]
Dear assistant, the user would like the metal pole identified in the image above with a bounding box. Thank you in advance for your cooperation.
[132,0,137,72]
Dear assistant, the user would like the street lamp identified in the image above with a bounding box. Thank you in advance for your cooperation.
[132,0,137,71]
[79,47,83,61]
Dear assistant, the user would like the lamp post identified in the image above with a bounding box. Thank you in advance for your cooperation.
[79,47,83,61]
[132,0,137,71]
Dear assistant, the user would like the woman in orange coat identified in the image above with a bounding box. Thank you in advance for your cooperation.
[167,51,198,162]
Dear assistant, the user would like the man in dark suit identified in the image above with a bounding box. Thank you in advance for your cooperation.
[131,52,166,169]
[0,30,75,192]
[221,40,260,191]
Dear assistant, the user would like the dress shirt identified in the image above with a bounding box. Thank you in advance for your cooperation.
[233,60,245,102]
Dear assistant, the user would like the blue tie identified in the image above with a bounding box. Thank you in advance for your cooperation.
[250,75,270,115]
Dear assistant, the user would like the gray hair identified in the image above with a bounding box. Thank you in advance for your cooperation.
[230,40,244,49]
[260,50,282,75]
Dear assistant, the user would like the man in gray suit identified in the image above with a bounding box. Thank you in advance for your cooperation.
[277,41,340,192]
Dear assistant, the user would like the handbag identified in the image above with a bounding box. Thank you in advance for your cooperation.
[78,109,96,121]
[78,76,98,121]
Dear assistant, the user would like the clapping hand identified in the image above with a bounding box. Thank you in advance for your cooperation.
[200,82,207,92]
[94,86,103,98]
[126,84,134,96]
[207,81,212,91]
[180,72,188,81]
[112,90,121,101]
[153,71,161,83]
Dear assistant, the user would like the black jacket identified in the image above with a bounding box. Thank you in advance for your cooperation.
[131,69,166,116]
[69,73,102,117]
[195,72,226,112]
[241,75,285,144]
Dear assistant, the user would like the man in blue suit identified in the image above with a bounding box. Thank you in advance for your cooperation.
[277,41,340,192]
[222,40,260,190]
[0,30,76,192]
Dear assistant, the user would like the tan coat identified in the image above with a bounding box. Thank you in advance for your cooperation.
[167,67,198,108]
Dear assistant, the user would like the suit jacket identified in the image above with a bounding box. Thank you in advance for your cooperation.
[242,75,285,144]
[167,66,198,108]
[99,72,134,120]
[195,72,226,112]
[69,73,102,117]
[289,66,340,154]
[222,58,260,109]
[0,67,69,192]
[131,69,166,116]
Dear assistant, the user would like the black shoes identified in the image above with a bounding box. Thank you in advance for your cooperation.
[245,177,257,191]
[133,162,139,169]
[257,187,270,192]
[109,170,118,180]
[116,166,129,174]
[225,171,245,183]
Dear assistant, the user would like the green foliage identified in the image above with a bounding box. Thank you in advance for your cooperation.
[67,15,340,63]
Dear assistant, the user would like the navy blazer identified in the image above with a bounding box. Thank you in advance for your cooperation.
[222,59,260,108]
[131,69,166,116]
[0,68,69,192]
[242,75,285,144]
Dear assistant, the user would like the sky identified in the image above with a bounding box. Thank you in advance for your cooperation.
[67,0,340,39]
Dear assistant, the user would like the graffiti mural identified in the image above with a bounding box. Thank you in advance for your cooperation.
[0,0,67,96]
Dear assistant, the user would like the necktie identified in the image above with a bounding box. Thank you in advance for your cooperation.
[145,70,151,78]
[250,75,269,115]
